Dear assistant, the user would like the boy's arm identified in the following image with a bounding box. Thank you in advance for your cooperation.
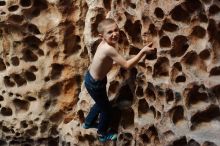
[107,43,154,69]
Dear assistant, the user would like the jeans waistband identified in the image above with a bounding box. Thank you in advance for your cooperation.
[84,71,107,87]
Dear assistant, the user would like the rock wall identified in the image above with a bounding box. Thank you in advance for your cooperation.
[0,0,220,146]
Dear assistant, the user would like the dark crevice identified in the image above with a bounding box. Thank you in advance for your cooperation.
[13,99,30,111]
[121,108,134,129]
[181,51,198,65]
[153,57,169,77]
[154,7,164,19]
[170,35,189,57]
[138,99,149,115]
[160,35,171,48]
[20,0,32,7]
[191,105,220,126]
[8,5,19,12]
[24,71,36,81]
[170,106,184,124]
[170,5,190,22]
[210,66,220,76]
[11,73,27,86]
[162,22,178,32]
[209,4,220,15]
[191,26,206,38]
[51,64,64,80]
[199,49,210,60]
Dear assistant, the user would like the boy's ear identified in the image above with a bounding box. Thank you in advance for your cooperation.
[98,34,103,38]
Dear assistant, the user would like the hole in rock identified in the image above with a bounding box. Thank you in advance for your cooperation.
[44,100,51,110]
[118,30,129,46]
[103,0,111,10]
[203,141,218,146]
[173,62,182,71]
[24,71,36,81]
[22,48,38,62]
[172,136,187,146]
[108,80,119,95]
[162,22,178,32]
[145,48,157,60]
[0,1,6,6]
[210,66,220,76]
[148,23,157,36]
[170,5,190,22]
[121,108,134,129]
[27,24,40,34]
[77,110,84,123]
[188,139,200,146]
[11,56,19,66]
[209,4,220,15]
[185,84,208,108]
[1,107,12,116]
[191,26,206,38]
[25,126,38,136]
[0,95,4,101]
[183,0,203,13]
[0,58,6,71]
[20,0,32,7]
[4,76,15,87]
[13,99,30,111]
[175,75,186,83]
[140,133,150,143]
[181,51,198,65]
[166,89,174,103]
[136,86,144,97]
[20,120,28,128]
[154,7,164,19]
[160,35,171,47]
[23,35,41,47]
[170,35,188,57]
[199,13,208,23]
[8,5,19,12]
[40,120,49,133]
[51,64,64,80]
[124,20,142,43]
[49,83,62,97]
[145,83,156,101]
[201,0,212,4]
[129,45,140,55]
[207,19,217,41]
[191,105,220,127]
[26,96,36,101]
[49,110,64,123]
[29,65,38,72]
[115,84,133,109]
[153,57,169,77]
[8,15,24,23]
[63,34,81,56]
[138,99,149,114]
[170,106,184,124]
[211,84,220,98]
[199,49,210,60]
[11,73,27,86]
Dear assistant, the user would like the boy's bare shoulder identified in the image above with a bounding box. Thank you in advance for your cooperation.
[99,42,116,54]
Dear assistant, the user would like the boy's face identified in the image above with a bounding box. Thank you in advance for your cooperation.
[101,23,119,46]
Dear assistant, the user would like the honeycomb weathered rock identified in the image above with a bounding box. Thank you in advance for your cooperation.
[0,0,220,146]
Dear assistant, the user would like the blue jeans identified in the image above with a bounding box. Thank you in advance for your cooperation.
[84,71,112,135]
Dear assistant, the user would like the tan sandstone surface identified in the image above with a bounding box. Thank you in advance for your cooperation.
[0,0,220,146]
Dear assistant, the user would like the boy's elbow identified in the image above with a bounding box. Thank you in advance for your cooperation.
[123,62,131,70]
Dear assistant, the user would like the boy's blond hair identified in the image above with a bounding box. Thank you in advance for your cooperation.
[97,18,116,34]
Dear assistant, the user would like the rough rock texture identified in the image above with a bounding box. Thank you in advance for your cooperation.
[0,0,220,146]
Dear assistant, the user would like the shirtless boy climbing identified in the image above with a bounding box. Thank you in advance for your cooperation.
[83,18,154,142]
